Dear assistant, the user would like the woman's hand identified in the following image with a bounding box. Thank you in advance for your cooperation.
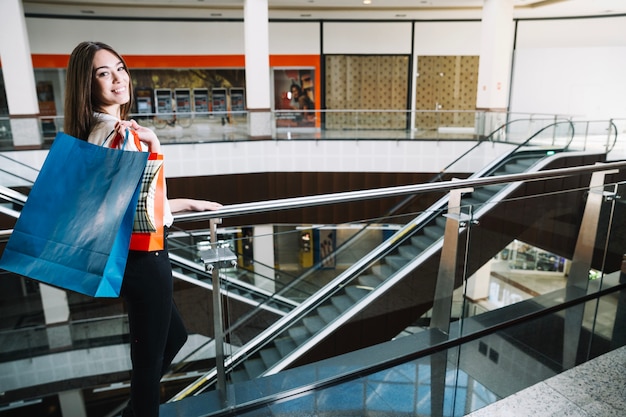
[115,119,161,153]
[169,198,223,214]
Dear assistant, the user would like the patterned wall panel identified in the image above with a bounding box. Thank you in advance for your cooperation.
[414,56,479,132]
[325,55,409,130]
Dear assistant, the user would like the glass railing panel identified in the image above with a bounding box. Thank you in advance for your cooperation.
[496,117,566,144]
[1,111,619,147]
[456,174,621,321]
[221,204,446,385]
[413,110,480,139]
[0,153,39,188]
[567,119,619,153]
[209,213,423,393]
[223,283,624,417]
[133,111,251,143]
[0,248,224,397]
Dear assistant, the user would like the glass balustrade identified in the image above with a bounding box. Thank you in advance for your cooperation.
[0,111,621,151]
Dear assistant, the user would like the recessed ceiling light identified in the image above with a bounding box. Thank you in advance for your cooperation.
[363,0,372,4]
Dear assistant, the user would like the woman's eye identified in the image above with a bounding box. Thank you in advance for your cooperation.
[117,66,127,72]
[97,71,110,78]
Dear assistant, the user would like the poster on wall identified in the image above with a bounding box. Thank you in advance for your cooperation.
[37,81,57,138]
[273,68,316,128]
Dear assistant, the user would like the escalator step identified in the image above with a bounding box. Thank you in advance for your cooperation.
[288,325,311,344]
[460,197,483,209]
[345,285,369,301]
[386,255,408,270]
[398,244,420,259]
[358,274,382,289]
[303,315,325,333]
[471,189,494,203]
[259,347,281,368]
[371,264,395,279]
[243,358,266,379]
[484,184,504,193]
[411,234,435,250]
[318,305,340,323]
[423,225,443,240]
[504,163,527,174]
[230,369,249,384]
[516,157,539,167]
[274,337,297,356]
[435,216,447,228]
[331,294,354,311]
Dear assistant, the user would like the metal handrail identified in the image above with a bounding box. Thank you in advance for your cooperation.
[174,160,625,225]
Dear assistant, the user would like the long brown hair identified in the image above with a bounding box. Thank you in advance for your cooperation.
[63,41,134,140]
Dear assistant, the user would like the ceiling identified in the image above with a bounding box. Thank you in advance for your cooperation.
[21,0,626,20]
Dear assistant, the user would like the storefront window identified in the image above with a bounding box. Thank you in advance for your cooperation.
[498,240,565,273]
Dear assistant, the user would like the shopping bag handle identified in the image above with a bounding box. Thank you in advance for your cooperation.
[102,128,131,149]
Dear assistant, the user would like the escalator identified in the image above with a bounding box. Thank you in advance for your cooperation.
[169,253,299,316]
[172,146,610,399]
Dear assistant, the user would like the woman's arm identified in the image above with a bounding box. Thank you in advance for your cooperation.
[169,198,222,214]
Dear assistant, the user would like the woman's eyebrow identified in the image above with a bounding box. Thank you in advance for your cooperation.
[94,60,123,71]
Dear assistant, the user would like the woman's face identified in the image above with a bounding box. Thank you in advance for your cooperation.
[92,49,130,115]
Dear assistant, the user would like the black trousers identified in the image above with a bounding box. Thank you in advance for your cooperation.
[121,238,188,417]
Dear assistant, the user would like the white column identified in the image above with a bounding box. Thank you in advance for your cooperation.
[58,390,88,417]
[465,259,492,301]
[40,284,72,349]
[253,224,275,292]
[0,0,41,147]
[476,0,514,132]
[244,0,272,138]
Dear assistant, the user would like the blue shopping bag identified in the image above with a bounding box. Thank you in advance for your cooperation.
[0,132,148,297]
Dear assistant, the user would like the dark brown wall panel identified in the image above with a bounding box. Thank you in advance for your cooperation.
[166,171,460,228]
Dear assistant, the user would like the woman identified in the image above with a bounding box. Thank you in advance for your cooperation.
[289,82,315,125]
[64,41,221,417]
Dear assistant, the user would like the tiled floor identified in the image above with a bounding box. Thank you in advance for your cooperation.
[466,345,626,417]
